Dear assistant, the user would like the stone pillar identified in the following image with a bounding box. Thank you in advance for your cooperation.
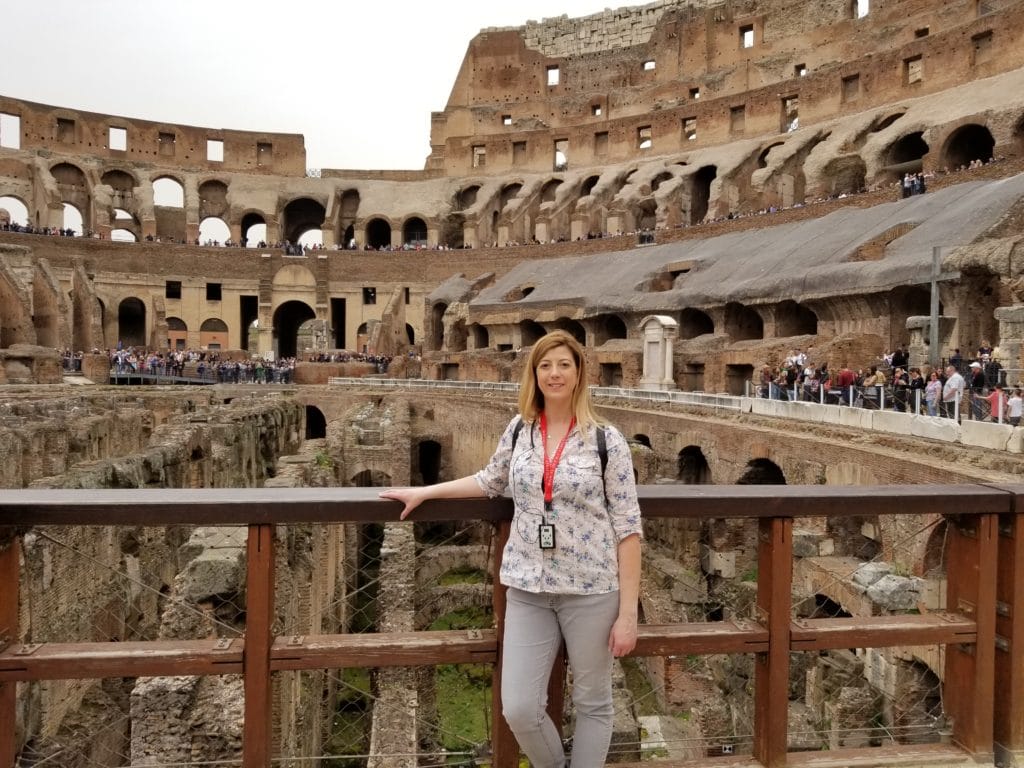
[995,305,1024,379]
[535,219,550,244]
[462,223,477,249]
[906,315,957,372]
[638,315,678,390]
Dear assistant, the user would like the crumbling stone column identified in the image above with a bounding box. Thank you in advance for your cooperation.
[994,305,1024,375]
[905,315,956,371]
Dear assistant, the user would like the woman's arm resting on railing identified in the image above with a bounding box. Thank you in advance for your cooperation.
[379,475,487,520]
[609,532,641,657]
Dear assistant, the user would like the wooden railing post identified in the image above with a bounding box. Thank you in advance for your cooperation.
[995,502,1024,765]
[944,512,997,760]
[490,520,519,768]
[0,536,19,768]
[243,524,275,768]
[753,516,792,768]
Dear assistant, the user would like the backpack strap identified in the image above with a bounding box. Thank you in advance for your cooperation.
[510,416,525,453]
[512,417,609,494]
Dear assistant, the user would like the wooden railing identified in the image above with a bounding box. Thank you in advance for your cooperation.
[1,485,1022,768]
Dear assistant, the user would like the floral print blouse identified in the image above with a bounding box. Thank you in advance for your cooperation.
[475,416,642,595]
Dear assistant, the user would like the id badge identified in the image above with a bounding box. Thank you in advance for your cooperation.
[538,523,555,550]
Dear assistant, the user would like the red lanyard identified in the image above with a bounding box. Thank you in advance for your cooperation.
[539,412,575,511]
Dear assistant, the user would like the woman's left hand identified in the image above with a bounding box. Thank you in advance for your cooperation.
[608,614,638,658]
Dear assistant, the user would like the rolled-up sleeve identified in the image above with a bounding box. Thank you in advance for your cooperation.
[603,426,643,541]
[474,417,520,498]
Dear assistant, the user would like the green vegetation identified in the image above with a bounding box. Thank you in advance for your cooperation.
[438,566,487,586]
[740,566,758,582]
[620,657,663,717]
[314,449,334,468]
[431,606,494,760]
[324,667,373,767]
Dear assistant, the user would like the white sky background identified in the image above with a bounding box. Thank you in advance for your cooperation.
[0,0,613,170]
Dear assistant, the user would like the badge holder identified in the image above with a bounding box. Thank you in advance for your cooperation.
[539,501,555,549]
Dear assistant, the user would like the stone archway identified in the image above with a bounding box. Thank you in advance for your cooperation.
[118,297,146,347]
[273,300,316,359]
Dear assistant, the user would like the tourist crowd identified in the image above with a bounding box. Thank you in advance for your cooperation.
[756,343,1021,425]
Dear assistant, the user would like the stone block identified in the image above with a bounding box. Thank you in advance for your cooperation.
[838,406,872,429]
[700,544,736,578]
[872,410,915,435]
[1008,427,1024,454]
[910,415,961,443]
[920,577,947,610]
[851,561,892,587]
[818,405,843,425]
[961,420,1015,451]
[670,568,708,603]
[793,528,825,557]
[866,574,922,610]
[860,521,880,541]
[818,537,835,556]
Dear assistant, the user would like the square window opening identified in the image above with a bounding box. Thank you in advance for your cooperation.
[207,139,224,162]
[740,25,754,48]
[108,126,127,151]
[513,141,527,165]
[502,114,512,126]
[683,117,697,142]
[730,105,746,133]
[972,30,993,65]
[166,280,182,300]
[257,142,273,165]
[690,87,701,100]
[546,66,560,86]
[841,74,861,102]
[363,287,376,305]
[554,139,568,171]
[638,125,652,150]
[795,64,807,77]
[57,118,75,144]
[594,132,608,156]
[0,113,20,149]
[915,27,930,38]
[404,287,410,304]
[904,55,923,85]
[853,0,869,18]
[643,59,656,71]
[158,132,176,157]
[591,104,602,116]
[206,283,222,302]
[472,145,486,168]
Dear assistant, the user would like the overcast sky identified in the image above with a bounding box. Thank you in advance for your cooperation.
[1,0,614,171]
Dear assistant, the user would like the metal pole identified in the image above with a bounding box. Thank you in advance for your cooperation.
[930,246,942,370]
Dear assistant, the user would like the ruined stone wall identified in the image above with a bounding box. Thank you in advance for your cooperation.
[0,95,305,176]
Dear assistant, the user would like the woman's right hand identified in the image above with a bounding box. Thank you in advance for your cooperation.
[379,488,426,520]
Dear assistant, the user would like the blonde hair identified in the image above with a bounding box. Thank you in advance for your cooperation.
[518,330,602,428]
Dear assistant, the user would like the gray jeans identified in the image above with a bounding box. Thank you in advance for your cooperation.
[501,587,620,768]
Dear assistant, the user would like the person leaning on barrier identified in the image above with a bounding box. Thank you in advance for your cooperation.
[380,330,642,768]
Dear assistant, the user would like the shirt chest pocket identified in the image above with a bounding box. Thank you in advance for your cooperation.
[564,454,602,478]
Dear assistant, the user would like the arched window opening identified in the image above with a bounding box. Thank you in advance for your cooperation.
[679,308,714,339]
[736,458,786,484]
[431,303,448,351]
[403,217,428,246]
[678,446,711,484]
[198,179,229,219]
[758,142,784,169]
[552,318,586,345]
[114,208,133,221]
[633,434,652,448]
[199,317,229,350]
[118,297,146,347]
[595,314,628,345]
[111,229,137,242]
[0,196,29,227]
[167,316,188,350]
[887,132,929,170]
[724,302,763,341]
[636,199,657,231]
[823,156,866,196]
[581,175,600,196]
[540,179,562,204]
[366,218,392,249]
[62,202,83,235]
[500,184,522,210]
[199,217,231,245]
[691,165,717,225]
[153,177,185,208]
[101,169,136,193]
[456,186,480,210]
[943,124,995,170]
[282,197,326,245]
[50,162,87,189]
[520,320,546,347]
[650,172,673,192]
[922,520,947,577]
[871,113,905,133]
[406,324,415,345]
[775,301,818,337]
[273,300,316,359]
[1016,114,1024,153]
[242,212,267,248]
[305,406,327,440]
[350,469,391,487]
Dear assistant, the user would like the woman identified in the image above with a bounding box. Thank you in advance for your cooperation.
[380,330,642,768]
[924,370,942,417]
